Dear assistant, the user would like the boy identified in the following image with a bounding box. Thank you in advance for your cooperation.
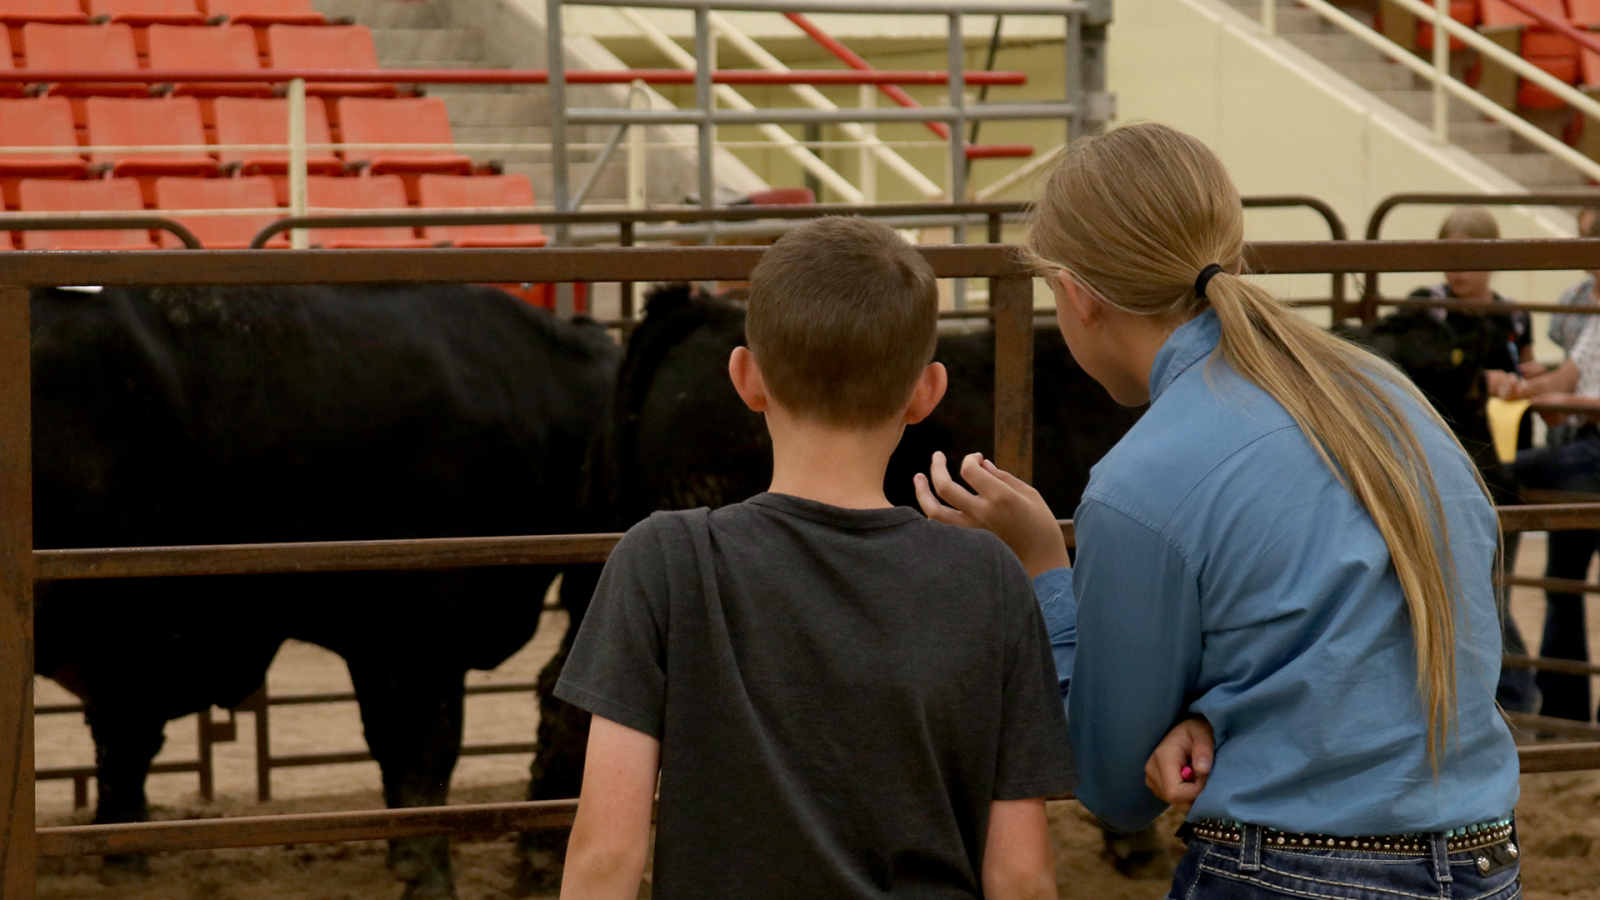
[555,216,1075,900]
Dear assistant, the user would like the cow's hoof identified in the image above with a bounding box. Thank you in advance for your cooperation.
[1102,823,1175,880]
[98,853,150,885]
[399,869,457,900]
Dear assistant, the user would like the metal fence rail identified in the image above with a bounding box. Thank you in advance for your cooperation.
[11,240,1600,898]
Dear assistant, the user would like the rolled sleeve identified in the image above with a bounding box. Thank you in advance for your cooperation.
[1067,500,1203,834]
[1032,566,1077,701]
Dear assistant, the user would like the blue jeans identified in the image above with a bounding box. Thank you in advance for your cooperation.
[1167,828,1521,900]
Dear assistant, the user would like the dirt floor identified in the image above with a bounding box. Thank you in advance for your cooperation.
[31,537,1600,900]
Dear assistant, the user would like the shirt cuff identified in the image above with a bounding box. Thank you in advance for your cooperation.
[1032,566,1077,697]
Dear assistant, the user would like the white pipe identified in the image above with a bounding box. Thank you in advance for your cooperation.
[287,77,308,250]
[629,79,648,209]
[1300,0,1600,182]
[1432,0,1449,141]
[860,84,876,203]
[710,10,946,198]
[1262,0,1275,36]
[974,140,1060,199]
[618,7,864,203]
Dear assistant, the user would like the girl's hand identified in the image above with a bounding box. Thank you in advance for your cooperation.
[1485,369,1522,400]
[913,451,1070,578]
[1144,717,1214,814]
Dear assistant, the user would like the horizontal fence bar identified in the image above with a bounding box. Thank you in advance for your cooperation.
[7,239,1600,289]
[0,68,1027,86]
[569,0,1087,12]
[0,217,200,249]
[1506,712,1600,741]
[567,101,1077,125]
[35,799,582,858]
[265,741,537,771]
[1503,654,1600,677]
[33,534,619,580]
[35,740,1599,858]
[33,505,1599,581]
[1506,575,1600,595]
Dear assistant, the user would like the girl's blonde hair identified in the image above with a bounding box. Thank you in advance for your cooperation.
[1025,123,1489,764]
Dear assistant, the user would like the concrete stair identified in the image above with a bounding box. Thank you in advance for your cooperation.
[1223,0,1589,188]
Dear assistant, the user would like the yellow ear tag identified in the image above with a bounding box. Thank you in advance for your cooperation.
[1486,396,1531,463]
[1451,348,1465,366]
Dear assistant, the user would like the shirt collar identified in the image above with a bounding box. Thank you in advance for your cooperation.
[1148,308,1221,403]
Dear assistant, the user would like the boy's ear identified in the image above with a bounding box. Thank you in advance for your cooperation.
[728,346,769,413]
[903,361,948,425]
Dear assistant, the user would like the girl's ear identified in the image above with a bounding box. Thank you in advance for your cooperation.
[728,346,769,412]
[1055,270,1102,328]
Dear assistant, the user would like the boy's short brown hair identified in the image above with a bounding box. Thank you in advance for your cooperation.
[746,216,938,427]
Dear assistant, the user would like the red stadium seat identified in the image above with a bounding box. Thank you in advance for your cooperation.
[305,174,431,248]
[85,96,218,203]
[0,0,86,61]
[416,174,546,247]
[148,25,272,99]
[87,0,205,26]
[212,96,341,202]
[1571,0,1600,86]
[154,175,285,248]
[337,98,473,197]
[265,25,395,101]
[0,42,26,97]
[23,23,147,102]
[1480,0,1578,108]
[203,0,325,26]
[16,177,159,249]
[0,97,87,207]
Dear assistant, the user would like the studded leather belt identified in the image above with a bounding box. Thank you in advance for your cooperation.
[1181,818,1519,874]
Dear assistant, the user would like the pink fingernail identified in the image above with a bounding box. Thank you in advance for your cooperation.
[1180,766,1194,781]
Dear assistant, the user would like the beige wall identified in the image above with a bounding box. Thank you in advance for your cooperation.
[1110,0,1582,350]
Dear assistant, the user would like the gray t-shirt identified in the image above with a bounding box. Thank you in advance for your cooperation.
[556,492,1075,900]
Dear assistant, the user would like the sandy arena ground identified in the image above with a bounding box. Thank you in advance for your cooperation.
[32,540,1600,899]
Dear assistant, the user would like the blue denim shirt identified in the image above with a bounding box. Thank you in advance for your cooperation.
[1034,310,1519,835]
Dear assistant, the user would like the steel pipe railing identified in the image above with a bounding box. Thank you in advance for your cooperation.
[13,241,1600,896]
[0,68,1029,87]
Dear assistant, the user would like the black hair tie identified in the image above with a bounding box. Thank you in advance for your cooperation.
[1194,263,1225,299]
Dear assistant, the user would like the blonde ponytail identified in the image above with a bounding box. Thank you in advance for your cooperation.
[1025,123,1491,764]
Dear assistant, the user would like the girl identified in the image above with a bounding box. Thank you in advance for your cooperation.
[915,123,1519,900]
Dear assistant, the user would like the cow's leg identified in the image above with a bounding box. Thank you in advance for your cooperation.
[1539,529,1598,722]
[514,564,599,897]
[348,658,464,900]
[85,705,166,882]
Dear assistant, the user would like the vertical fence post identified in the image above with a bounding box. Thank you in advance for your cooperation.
[1064,10,1083,142]
[548,0,575,317]
[287,78,309,251]
[0,285,35,900]
[991,277,1034,483]
[1432,0,1450,142]
[948,12,968,310]
[694,3,715,245]
[627,80,648,212]
[1262,0,1276,36]
[859,84,876,204]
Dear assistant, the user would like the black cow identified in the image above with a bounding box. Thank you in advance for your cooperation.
[31,283,620,900]
[512,284,1148,892]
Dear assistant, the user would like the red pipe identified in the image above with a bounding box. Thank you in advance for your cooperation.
[784,12,951,140]
[0,68,1028,86]
[963,143,1033,160]
[1484,0,1600,60]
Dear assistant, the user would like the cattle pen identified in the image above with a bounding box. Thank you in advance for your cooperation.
[7,240,1600,898]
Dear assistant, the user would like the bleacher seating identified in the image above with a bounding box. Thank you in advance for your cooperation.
[23,22,146,104]
[88,0,206,26]
[338,97,474,196]
[1,0,86,61]
[148,24,272,100]
[154,175,285,247]
[304,174,431,248]
[212,96,341,202]
[203,0,325,27]
[14,177,157,249]
[265,24,395,102]
[0,97,87,207]
[85,96,218,203]
[0,44,24,96]
[417,174,546,248]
